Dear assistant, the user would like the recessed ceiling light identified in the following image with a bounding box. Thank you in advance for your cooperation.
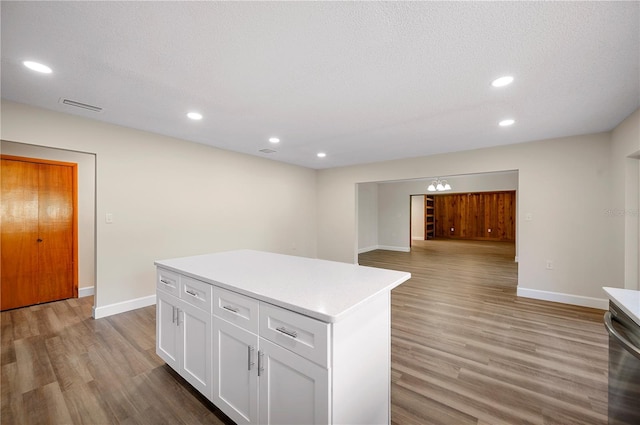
[317,152,327,158]
[187,112,202,120]
[23,61,52,74]
[269,137,280,144]
[491,76,514,87]
[499,119,515,127]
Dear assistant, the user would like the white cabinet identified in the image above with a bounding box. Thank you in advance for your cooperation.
[156,290,179,369]
[156,251,408,425]
[213,315,258,425]
[179,300,212,398]
[259,302,329,367]
[258,337,329,425]
[156,271,212,400]
[212,287,329,425]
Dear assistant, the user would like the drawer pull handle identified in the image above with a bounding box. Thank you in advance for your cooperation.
[258,350,264,376]
[248,345,255,370]
[276,326,298,339]
[160,279,172,285]
[185,290,198,297]
[223,305,239,313]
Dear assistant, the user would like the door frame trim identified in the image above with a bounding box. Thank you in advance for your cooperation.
[1,154,79,298]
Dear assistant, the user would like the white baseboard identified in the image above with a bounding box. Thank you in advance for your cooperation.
[378,245,411,253]
[92,294,157,319]
[411,236,425,241]
[358,245,411,253]
[358,245,379,254]
[515,256,519,263]
[78,286,94,297]
[516,287,608,310]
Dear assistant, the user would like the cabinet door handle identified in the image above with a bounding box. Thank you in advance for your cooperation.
[258,350,264,376]
[172,306,176,323]
[223,305,239,313]
[176,308,180,326]
[185,290,198,297]
[160,279,171,285]
[276,326,298,339]
[248,345,255,371]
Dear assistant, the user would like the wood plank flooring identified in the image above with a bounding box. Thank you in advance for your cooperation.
[1,239,608,424]
[1,296,232,425]
[359,240,608,425]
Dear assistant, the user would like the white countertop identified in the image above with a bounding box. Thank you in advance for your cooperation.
[603,287,640,326]
[155,250,411,323]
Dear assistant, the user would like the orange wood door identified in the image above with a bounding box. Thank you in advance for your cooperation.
[37,162,74,304]
[1,159,39,309]
[1,157,76,310]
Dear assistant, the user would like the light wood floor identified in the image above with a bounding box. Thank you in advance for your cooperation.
[1,240,608,424]
[360,240,608,425]
[1,296,232,424]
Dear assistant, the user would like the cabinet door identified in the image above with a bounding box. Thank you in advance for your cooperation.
[179,300,213,400]
[258,338,329,425]
[156,291,180,370]
[213,318,258,425]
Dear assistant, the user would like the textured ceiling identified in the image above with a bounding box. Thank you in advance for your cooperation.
[1,1,638,169]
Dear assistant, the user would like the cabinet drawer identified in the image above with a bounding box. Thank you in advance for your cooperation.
[157,268,180,297]
[213,287,259,334]
[260,303,329,367]
[180,275,212,313]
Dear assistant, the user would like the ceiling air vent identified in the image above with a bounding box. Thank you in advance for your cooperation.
[259,149,277,154]
[60,98,103,112]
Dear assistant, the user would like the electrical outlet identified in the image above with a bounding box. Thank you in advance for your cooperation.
[546,260,553,270]
[525,213,533,221]
[105,213,114,224]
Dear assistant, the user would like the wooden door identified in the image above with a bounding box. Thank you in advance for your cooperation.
[1,156,77,310]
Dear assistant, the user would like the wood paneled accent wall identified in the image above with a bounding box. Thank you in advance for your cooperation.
[433,191,515,241]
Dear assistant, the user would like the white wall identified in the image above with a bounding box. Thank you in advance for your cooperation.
[357,182,378,252]
[3,98,637,313]
[318,131,617,308]
[0,141,96,294]
[1,100,318,317]
[611,109,640,290]
[410,196,424,241]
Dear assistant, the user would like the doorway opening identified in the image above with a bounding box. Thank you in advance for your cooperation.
[0,141,96,311]
[357,170,519,260]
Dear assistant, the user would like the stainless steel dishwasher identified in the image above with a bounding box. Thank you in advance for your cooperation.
[604,301,640,425]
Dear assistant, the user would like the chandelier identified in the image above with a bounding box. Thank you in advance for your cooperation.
[427,178,451,192]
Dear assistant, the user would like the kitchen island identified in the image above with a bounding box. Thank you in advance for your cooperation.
[155,250,411,425]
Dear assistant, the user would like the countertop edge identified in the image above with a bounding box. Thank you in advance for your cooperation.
[603,287,640,327]
[155,260,411,323]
